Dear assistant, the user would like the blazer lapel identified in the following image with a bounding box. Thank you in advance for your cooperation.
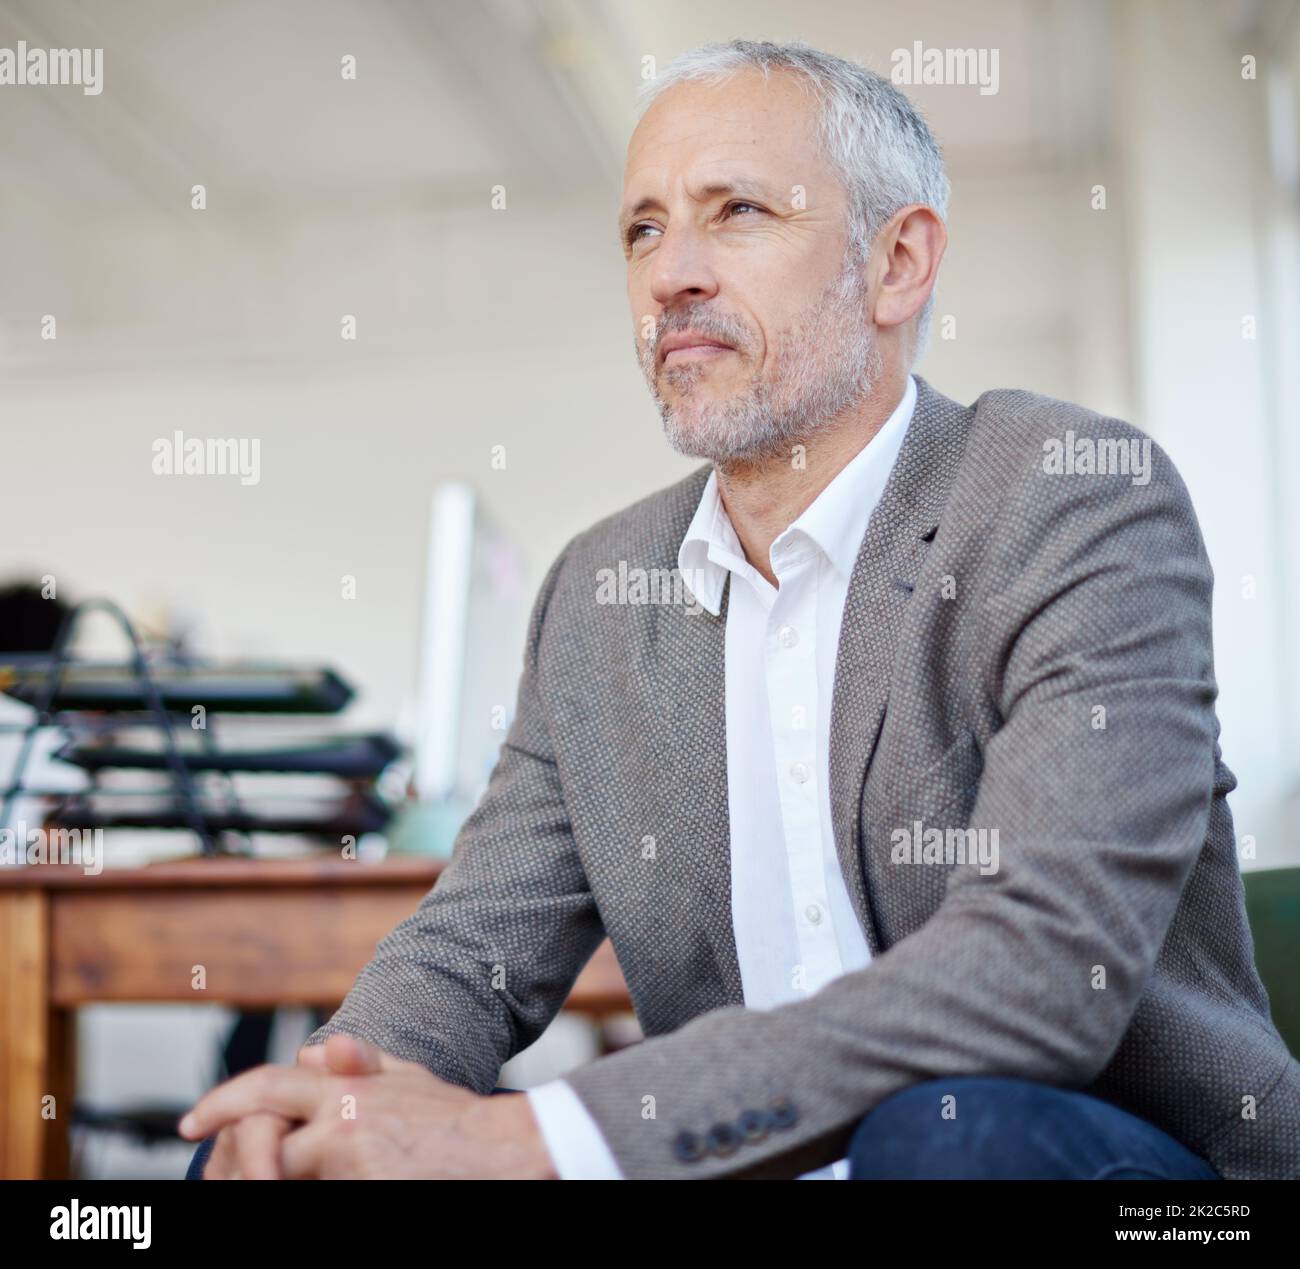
[829,376,975,954]
[650,484,746,1007]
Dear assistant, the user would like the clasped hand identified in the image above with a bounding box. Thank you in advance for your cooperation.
[178,1034,555,1179]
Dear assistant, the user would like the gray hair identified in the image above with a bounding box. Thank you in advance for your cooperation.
[638,40,950,363]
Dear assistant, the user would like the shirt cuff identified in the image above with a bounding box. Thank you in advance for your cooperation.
[526,1079,625,1180]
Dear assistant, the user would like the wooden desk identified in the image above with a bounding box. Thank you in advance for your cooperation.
[0,856,631,1179]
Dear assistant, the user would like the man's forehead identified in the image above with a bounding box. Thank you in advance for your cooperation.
[626,71,817,165]
[620,73,824,209]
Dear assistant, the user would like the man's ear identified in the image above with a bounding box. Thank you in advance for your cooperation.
[871,204,947,334]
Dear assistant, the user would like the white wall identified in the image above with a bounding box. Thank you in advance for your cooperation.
[2,192,697,731]
[1114,0,1300,868]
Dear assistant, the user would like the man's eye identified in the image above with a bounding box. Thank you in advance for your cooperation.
[627,203,763,249]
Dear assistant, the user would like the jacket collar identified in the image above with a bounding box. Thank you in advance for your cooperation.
[827,375,977,952]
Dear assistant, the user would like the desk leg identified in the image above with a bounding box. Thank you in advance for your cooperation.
[0,889,52,1179]
[45,1007,76,1178]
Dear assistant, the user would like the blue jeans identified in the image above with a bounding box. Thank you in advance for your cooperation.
[187,1076,1220,1180]
[846,1076,1220,1179]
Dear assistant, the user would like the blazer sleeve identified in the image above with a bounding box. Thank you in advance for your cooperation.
[304,536,605,1092]
[562,442,1222,1178]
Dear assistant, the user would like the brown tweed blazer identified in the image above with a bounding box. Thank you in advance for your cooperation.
[309,376,1300,1179]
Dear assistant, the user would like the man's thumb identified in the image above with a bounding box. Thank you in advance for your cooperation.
[322,1033,386,1075]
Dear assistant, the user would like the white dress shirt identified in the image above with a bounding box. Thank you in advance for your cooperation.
[528,374,918,1179]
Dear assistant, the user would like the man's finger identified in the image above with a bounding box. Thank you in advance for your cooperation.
[322,1033,387,1076]
[179,1064,328,1140]
[279,1118,339,1180]
[300,1034,408,1075]
[296,1044,329,1069]
[203,1126,236,1180]
[231,1112,293,1181]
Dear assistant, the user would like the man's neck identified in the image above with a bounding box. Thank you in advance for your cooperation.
[715,368,909,589]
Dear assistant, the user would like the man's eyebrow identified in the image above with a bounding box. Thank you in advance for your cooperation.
[618,178,781,239]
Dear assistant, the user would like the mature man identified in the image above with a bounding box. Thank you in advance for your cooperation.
[182,40,1300,1180]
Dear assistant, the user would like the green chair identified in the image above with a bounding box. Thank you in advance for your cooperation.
[1242,866,1300,1059]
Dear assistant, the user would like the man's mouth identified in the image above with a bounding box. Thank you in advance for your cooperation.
[664,344,733,365]
[659,331,737,366]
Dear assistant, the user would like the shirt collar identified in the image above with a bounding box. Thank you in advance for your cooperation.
[676,374,918,616]
[677,469,737,617]
[784,372,917,581]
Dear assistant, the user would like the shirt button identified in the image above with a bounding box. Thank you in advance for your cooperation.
[789,762,809,784]
[777,624,798,649]
[804,903,823,925]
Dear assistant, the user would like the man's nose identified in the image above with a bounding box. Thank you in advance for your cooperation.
[648,226,720,309]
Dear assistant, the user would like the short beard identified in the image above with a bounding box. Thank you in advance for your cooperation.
[637,258,882,468]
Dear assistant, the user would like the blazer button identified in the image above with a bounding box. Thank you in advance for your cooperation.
[768,1098,798,1130]
[737,1109,769,1143]
[706,1122,741,1157]
[672,1130,705,1163]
